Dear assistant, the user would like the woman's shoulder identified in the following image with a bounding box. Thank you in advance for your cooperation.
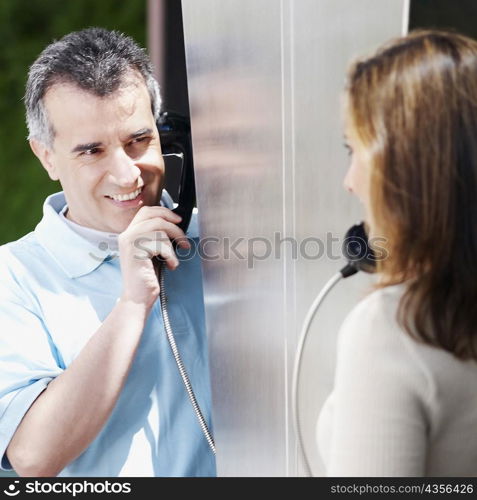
[338,283,406,347]
[337,282,477,393]
[335,282,438,386]
[334,283,437,410]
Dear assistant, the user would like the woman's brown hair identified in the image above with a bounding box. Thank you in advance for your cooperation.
[346,30,477,360]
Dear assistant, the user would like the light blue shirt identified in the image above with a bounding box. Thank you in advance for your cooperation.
[0,192,216,477]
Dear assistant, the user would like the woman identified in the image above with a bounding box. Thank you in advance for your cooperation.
[317,30,477,476]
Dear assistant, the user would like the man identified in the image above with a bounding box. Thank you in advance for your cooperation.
[0,27,216,477]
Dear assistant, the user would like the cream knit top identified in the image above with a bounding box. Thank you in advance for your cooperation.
[317,284,477,476]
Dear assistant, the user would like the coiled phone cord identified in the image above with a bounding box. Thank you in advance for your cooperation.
[157,261,216,455]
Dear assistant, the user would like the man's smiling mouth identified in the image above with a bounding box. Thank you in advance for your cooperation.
[106,185,143,202]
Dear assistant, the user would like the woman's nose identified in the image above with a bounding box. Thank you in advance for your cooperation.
[343,168,354,193]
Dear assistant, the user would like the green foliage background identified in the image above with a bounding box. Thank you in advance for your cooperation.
[0,0,146,245]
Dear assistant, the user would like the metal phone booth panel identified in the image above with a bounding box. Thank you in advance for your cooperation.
[182,0,409,476]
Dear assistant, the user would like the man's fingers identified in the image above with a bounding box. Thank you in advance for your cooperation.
[124,217,187,244]
[119,209,191,270]
[130,206,183,225]
[174,235,192,249]
[133,232,179,269]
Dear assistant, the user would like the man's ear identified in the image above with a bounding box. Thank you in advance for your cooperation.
[29,139,59,181]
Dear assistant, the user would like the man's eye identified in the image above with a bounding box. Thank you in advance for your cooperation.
[130,136,150,145]
[125,137,152,157]
[81,148,101,156]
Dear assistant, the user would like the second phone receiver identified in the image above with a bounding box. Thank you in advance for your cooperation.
[340,221,377,278]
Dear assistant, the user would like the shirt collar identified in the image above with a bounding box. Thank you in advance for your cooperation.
[35,191,175,279]
[59,205,119,254]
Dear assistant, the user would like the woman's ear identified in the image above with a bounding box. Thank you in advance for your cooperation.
[29,139,59,181]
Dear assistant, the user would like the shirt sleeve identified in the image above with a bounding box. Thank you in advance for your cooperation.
[319,289,429,477]
[0,281,64,471]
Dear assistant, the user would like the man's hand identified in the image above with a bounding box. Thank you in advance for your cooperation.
[118,206,191,308]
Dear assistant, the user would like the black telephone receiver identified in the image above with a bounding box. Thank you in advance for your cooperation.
[157,111,196,235]
[341,221,377,276]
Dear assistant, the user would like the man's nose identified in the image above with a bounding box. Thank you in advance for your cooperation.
[109,148,141,186]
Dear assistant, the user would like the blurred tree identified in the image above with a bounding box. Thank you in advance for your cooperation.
[0,0,146,244]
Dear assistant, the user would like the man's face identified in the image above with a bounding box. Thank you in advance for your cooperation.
[33,76,164,233]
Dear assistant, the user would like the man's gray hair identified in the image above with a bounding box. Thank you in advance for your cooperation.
[25,27,162,148]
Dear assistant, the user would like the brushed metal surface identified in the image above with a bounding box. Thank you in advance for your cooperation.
[182,0,408,476]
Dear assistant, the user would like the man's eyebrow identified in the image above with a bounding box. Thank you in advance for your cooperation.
[128,128,153,140]
[70,129,153,153]
[71,142,102,154]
